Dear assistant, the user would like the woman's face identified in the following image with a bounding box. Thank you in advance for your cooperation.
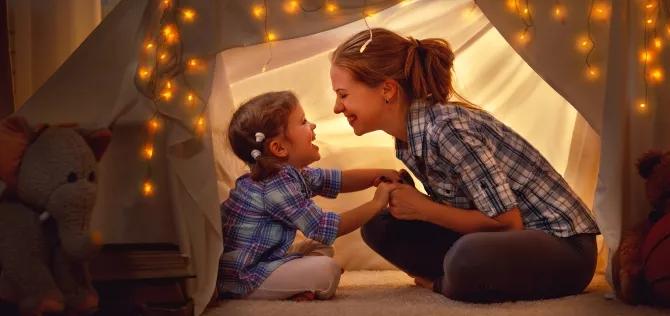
[329,65,385,136]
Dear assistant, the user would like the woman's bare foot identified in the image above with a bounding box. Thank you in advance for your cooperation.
[290,291,316,302]
[413,276,434,290]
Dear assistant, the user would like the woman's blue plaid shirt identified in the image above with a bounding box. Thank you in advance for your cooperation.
[218,165,341,297]
[396,101,599,237]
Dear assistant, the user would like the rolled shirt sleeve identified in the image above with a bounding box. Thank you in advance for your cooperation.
[264,168,341,245]
[300,167,342,198]
[436,120,518,218]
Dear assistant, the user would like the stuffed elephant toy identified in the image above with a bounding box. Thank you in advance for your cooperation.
[0,116,111,315]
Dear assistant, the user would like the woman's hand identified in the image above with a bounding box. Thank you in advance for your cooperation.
[371,181,399,209]
[388,184,434,221]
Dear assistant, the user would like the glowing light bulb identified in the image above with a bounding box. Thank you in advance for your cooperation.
[576,35,592,53]
[325,2,337,13]
[196,116,206,133]
[148,118,160,132]
[284,0,299,13]
[653,37,663,50]
[187,58,199,68]
[186,93,195,104]
[159,52,169,62]
[252,5,265,19]
[143,144,154,159]
[505,0,517,12]
[552,4,566,21]
[516,29,531,45]
[161,90,173,101]
[646,18,654,26]
[586,66,600,80]
[637,101,648,113]
[162,25,178,44]
[144,42,155,51]
[181,8,196,22]
[138,67,151,80]
[639,50,654,63]
[143,180,154,197]
[160,0,171,9]
[649,67,664,82]
[592,2,610,21]
[266,32,277,42]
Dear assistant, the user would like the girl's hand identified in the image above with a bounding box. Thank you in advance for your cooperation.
[372,169,402,186]
[372,181,398,209]
[388,184,433,221]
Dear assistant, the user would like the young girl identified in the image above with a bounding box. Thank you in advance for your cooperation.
[217,91,399,300]
[329,28,600,302]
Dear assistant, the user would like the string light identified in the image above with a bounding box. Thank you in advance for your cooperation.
[511,0,534,45]
[143,144,154,160]
[266,31,277,41]
[148,118,160,133]
[186,93,195,105]
[162,24,178,44]
[252,5,265,19]
[576,35,593,53]
[516,29,531,45]
[144,42,155,51]
[585,65,600,80]
[326,2,338,13]
[552,1,567,23]
[284,0,299,14]
[640,49,654,63]
[649,67,664,83]
[181,8,196,22]
[591,1,610,21]
[143,180,155,197]
[138,67,151,80]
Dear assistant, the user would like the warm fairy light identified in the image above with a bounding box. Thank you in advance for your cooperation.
[187,58,199,68]
[505,0,517,12]
[159,52,169,62]
[138,67,151,80]
[143,144,154,159]
[186,93,195,104]
[649,67,664,83]
[576,35,593,53]
[644,1,655,10]
[516,29,531,45]
[637,100,648,113]
[325,2,337,13]
[144,42,155,51]
[364,9,377,18]
[639,49,654,63]
[284,0,299,14]
[162,25,178,44]
[252,5,265,19]
[266,31,277,42]
[148,118,160,133]
[196,116,206,133]
[160,90,173,101]
[160,0,171,9]
[143,180,154,197]
[181,8,196,22]
[653,37,663,50]
[552,4,566,21]
[646,18,655,26]
[592,2,610,21]
[585,66,600,80]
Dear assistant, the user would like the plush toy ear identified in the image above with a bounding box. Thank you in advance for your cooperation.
[637,150,665,179]
[0,116,34,195]
[80,129,112,161]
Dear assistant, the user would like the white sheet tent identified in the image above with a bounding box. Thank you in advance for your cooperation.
[12,0,669,315]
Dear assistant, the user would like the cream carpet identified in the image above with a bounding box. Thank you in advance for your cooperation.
[204,270,668,316]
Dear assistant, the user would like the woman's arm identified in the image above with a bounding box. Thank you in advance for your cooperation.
[388,185,523,234]
[340,169,400,193]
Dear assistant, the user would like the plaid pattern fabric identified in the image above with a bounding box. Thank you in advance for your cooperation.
[218,165,342,297]
[395,101,599,237]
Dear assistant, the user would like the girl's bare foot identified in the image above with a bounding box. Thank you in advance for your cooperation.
[413,276,434,290]
[290,291,316,301]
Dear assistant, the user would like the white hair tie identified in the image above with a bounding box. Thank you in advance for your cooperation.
[255,132,265,143]
[251,149,262,160]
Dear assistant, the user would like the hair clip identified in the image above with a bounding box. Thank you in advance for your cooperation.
[251,149,262,160]
[255,132,265,143]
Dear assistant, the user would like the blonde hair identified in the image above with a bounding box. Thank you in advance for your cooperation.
[331,28,477,109]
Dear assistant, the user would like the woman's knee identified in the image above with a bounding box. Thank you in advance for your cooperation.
[360,211,390,251]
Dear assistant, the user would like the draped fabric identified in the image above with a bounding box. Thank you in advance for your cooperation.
[476,0,670,285]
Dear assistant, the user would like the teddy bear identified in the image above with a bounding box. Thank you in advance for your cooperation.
[0,116,111,315]
[613,149,670,307]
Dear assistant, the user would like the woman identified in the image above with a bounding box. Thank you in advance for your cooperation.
[329,28,600,302]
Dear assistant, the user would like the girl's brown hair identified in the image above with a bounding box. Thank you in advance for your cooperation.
[331,28,475,107]
[227,91,298,181]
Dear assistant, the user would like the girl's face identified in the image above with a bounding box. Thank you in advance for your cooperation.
[330,65,386,136]
[283,104,320,168]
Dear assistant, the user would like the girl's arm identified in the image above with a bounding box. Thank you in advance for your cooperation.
[340,169,400,193]
[388,185,523,234]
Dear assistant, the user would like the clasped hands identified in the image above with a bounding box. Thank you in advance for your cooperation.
[372,169,433,222]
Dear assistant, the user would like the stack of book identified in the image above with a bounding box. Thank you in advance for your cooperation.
[90,243,195,316]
